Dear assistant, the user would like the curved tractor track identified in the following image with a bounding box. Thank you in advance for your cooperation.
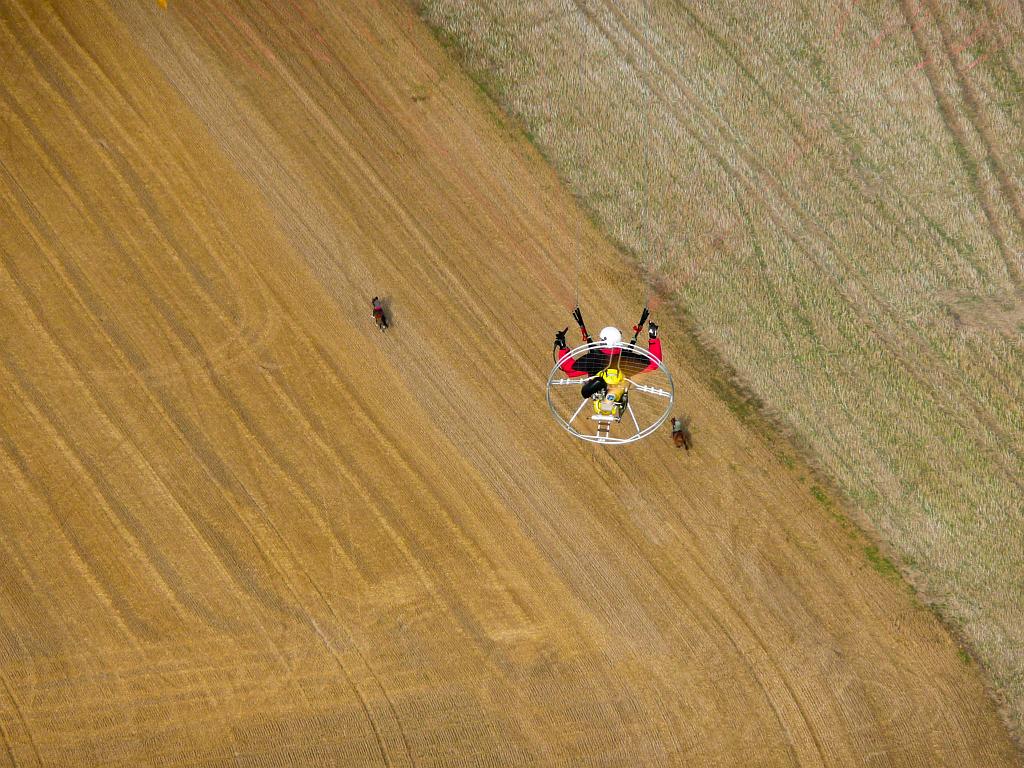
[0,0,1018,765]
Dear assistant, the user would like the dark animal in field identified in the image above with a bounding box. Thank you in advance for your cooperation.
[671,417,692,450]
[372,296,389,331]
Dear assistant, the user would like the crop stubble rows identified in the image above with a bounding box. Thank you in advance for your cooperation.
[0,0,1020,764]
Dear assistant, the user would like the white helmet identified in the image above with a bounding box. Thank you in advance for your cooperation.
[599,326,622,347]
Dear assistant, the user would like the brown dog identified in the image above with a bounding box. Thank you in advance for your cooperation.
[671,417,692,450]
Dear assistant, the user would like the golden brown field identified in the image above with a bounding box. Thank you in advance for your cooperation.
[0,0,1020,764]
[417,0,1024,744]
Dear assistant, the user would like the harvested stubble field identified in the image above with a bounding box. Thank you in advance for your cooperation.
[417,0,1024,743]
[0,0,1021,765]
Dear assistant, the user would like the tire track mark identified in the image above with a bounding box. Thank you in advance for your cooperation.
[141,327,416,768]
[0,357,172,642]
[4,185,265,638]
[0,133,297,622]
[176,0,514,362]
[0,524,65,658]
[978,0,1024,100]
[257,307,553,763]
[38,1,254,325]
[0,27,350,671]
[591,455,830,765]
[901,0,1023,287]
[924,0,1024,246]
[606,456,920,764]
[256,291,576,763]
[0,218,252,636]
[0,720,18,768]
[261,305,530,635]
[0,15,266,387]
[0,673,42,768]
[4,2,274,375]
[676,0,997,288]
[166,0,561,409]
[2,322,260,645]
[0,390,138,644]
